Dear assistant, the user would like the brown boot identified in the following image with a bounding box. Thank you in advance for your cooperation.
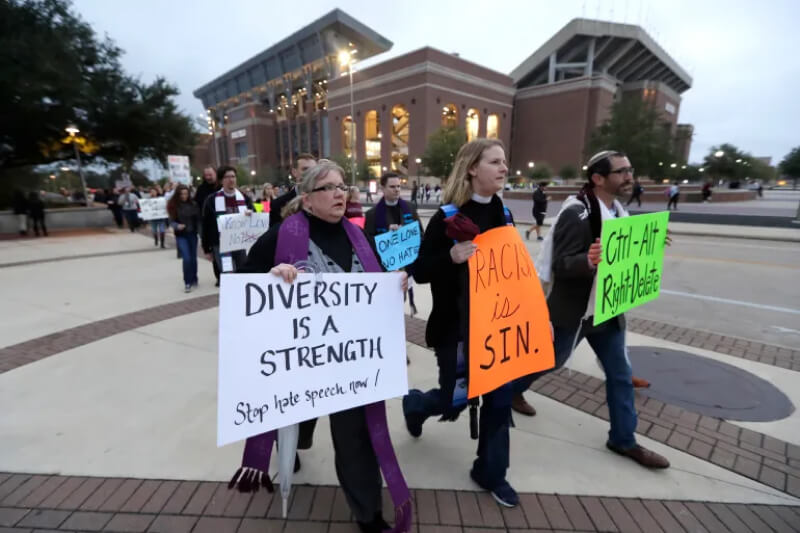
[511,394,536,416]
[632,376,651,388]
[606,442,670,469]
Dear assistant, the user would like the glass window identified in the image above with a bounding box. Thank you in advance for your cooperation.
[391,105,409,173]
[486,114,499,139]
[235,141,248,162]
[466,108,479,142]
[342,116,355,158]
[364,110,381,163]
[441,104,458,128]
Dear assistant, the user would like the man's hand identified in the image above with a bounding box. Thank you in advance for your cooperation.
[450,241,478,264]
[270,263,299,283]
[177,223,186,231]
[587,238,602,267]
[389,223,400,231]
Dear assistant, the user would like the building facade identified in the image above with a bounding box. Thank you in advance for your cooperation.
[194,13,693,182]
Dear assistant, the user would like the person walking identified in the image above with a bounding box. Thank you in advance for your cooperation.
[269,153,317,228]
[27,191,47,237]
[148,187,167,248]
[12,190,28,236]
[410,180,419,206]
[702,181,712,203]
[402,138,522,508]
[627,176,644,207]
[237,161,412,533]
[525,181,548,241]
[118,187,140,232]
[167,184,199,292]
[106,189,124,228]
[666,181,680,210]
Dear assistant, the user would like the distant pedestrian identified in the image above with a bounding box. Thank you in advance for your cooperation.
[269,153,317,228]
[27,191,47,237]
[148,187,167,248]
[434,184,441,204]
[666,181,680,210]
[12,190,28,236]
[118,187,140,232]
[701,181,712,203]
[410,180,418,206]
[167,184,200,292]
[424,183,431,203]
[106,189,124,228]
[195,166,220,279]
[757,182,763,197]
[525,181,548,241]
[627,176,643,207]
[345,186,364,220]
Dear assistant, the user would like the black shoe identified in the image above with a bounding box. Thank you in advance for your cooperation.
[357,512,389,533]
[402,391,424,438]
[214,279,220,287]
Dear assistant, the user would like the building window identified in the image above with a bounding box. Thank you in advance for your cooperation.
[486,114,499,139]
[364,110,381,168]
[300,122,309,152]
[441,104,458,128]
[342,116,355,158]
[391,105,409,174]
[235,141,248,165]
[466,108,479,142]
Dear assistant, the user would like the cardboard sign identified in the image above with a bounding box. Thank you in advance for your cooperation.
[217,213,270,253]
[593,212,670,325]
[374,221,421,271]
[467,226,554,398]
[217,272,409,446]
[167,155,191,185]
[138,197,167,221]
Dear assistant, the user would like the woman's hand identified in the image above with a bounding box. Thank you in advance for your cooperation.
[270,263,299,283]
[400,271,408,293]
[389,224,400,231]
[450,241,478,264]
[177,223,186,230]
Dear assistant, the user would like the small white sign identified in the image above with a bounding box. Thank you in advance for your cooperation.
[167,155,192,185]
[231,128,247,139]
[217,272,408,446]
[138,197,167,221]
[665,102,676,115]
[217,212,270,253]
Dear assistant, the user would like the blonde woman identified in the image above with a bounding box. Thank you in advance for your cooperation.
[402,138,522,508]
[345,185,364,220]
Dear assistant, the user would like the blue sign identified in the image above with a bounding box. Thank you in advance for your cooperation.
[374,221,421,271]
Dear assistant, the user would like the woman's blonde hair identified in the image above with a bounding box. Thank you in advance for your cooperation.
[281,160,345,219]
[261,183,274,200]
[442,138,506,207]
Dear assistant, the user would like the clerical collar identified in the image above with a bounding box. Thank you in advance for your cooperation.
[222,189,237,197]
[384,199,399,206]
[471,192,492,204]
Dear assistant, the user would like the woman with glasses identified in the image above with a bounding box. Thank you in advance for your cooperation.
[235,161,412,533]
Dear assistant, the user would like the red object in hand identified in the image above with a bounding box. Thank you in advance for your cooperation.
[444,213,480,242]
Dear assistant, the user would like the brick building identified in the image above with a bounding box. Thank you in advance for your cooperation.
[193,12,693,182]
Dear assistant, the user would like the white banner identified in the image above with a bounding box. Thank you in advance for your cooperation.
[138,197,167,221]
[217,272,408,446]
[167,155,192,185]
[217,212,270,253]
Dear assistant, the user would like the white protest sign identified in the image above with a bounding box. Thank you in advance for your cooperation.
[167,155,192,185]
[217,272,409,446]
[138,197,167,220]
[217,213,270,253]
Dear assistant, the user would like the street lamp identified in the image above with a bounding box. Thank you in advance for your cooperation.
[670,163,677,168]
[338,50,357,186]
[65,125,90,207]
[714,150,724,158]
[527,161,534,168]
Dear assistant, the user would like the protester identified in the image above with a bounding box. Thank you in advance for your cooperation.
[434,184,442,204]
[364,172,422,316]
[259,183,277,213]
[106,188,124,228]
[345,186,364,220]
[200,166,254,280]
[424,183,431,203]
[402,138,522,508]
[525,181,548,241]
[27,191,47,237]
[238,160,411,533]
[410,180,419,206]
[269,153,317,228]
[147,187,167,248]
[667,180,680,210]
[118,187,140,232]
[627,176,644,207]
[529,150,670,469]
[702,181,713,203]
[195,167,219,214]
[167,184,199,292]
[12,190,28,236]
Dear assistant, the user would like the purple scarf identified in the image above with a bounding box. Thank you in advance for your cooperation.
[229,211,412,533]
[374,198,413,233]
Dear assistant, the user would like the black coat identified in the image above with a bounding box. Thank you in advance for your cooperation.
[268,188,297,228]
[200,192,254,253]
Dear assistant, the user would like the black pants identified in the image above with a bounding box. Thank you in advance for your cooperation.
[627,193,641,207]
[110,206,123,228]
[329,406,382,522]
[667,195,679,210]
[31,215,47,236]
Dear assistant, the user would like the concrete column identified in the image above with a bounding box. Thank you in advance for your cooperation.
[548,52,557,83]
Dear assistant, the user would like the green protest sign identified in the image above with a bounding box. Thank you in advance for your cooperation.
[593,211,670,325]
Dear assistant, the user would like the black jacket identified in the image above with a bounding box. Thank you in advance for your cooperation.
[269,188,297,228]
[414,196,511,348]
[194,181,220,213]
[547,202,624,329]
[363,201,421,239]
[200,191,254,253]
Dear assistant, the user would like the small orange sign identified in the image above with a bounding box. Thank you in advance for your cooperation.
[467,226,555,398]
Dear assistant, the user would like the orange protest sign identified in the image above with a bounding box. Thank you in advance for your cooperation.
[467,226,554,398]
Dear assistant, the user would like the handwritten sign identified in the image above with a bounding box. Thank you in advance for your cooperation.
[217,272,408,445]
[374,221,421,271]
[217,213,270,253]
[468,226,554,398]
[593,212,670,325]
[167,155,191,185]
[138,197,167,221]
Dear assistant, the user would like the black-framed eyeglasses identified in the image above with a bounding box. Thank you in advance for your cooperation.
[609,167,635,176]
[310,183,349,193]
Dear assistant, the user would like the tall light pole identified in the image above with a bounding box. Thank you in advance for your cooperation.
[65,125,90,206]
[338,50,356,186]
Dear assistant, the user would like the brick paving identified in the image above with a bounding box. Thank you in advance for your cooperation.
[0,247,162,269]
[0,473,798,532]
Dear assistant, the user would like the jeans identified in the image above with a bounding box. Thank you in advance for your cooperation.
[150,219,166,234]
[516,319,637,449]
[176,233,198,285]
[123,210,139,231]
[403,343,512,489]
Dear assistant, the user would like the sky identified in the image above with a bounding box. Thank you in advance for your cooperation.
[72,0,799,166]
